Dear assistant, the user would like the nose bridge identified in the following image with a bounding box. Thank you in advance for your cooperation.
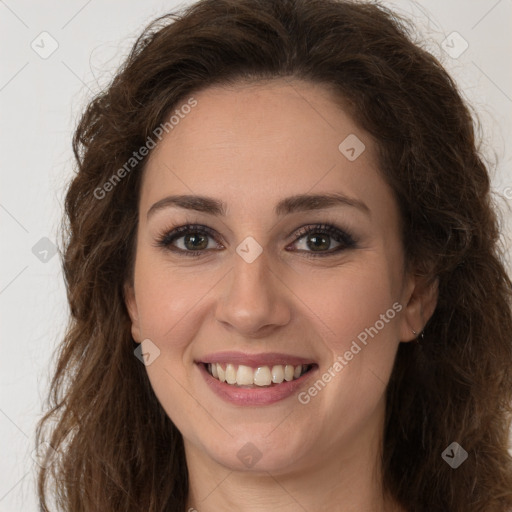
[215,243,290,335]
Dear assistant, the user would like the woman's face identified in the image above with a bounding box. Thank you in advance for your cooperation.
[125,79,432,475]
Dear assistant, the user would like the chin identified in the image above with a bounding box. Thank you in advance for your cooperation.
[201,428,308,474]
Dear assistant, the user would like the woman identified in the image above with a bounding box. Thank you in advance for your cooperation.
[36,0,512,510]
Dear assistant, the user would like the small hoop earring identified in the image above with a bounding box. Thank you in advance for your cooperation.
[412,328,424,345]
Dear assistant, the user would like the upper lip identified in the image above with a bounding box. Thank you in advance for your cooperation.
[196,351,317,368]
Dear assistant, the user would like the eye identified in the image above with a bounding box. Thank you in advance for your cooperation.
[287,223,357,257]
[154,222,358,258]
[154,224,222,257]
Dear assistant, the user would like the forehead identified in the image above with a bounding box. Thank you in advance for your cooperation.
[140,79,390,219]
[149,78,370,159]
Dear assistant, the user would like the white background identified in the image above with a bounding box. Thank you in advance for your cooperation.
[1,0,511,510]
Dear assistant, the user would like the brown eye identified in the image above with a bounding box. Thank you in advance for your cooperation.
[289,223,357,257]
[155,224,222,257]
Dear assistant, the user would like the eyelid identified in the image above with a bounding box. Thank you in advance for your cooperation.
[153,223,222,253]
[290,223,357,248]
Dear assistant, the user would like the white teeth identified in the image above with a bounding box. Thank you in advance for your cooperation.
[271,365,284,384]
[225,363,237,384]
[217,364,226,383]
[254,366,272,386]
[236,365,254,386]
[207,363,311,387]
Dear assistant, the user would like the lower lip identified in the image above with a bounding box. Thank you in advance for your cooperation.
[197,363,318,406]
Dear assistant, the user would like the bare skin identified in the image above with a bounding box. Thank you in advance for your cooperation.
[125,79,438,512]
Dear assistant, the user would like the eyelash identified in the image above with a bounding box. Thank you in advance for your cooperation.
[153,222,358,258]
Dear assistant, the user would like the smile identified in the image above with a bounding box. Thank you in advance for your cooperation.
[205,363,315,387]
[196,351,319,405]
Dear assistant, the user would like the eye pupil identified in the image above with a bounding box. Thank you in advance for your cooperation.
[307,234,330,251]
[185,233,208,250]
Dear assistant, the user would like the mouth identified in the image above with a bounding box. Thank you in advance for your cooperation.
[196,353,320,406]
[202,362,317,388]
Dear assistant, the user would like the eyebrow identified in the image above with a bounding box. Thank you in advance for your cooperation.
[146,192,371,219]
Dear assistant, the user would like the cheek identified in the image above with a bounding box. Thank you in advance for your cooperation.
[132,253,204,430]
[134,245,402,358]
[293,261,401,417]
[291,261,401,355]
[133,250,215,344]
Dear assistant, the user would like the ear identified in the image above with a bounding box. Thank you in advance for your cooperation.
[124,282,142,343]
[398,273,439,342]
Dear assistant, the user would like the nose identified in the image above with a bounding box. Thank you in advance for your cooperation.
[214,248,291,337]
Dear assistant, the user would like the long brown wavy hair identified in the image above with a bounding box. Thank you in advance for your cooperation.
[35,0,512,510]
